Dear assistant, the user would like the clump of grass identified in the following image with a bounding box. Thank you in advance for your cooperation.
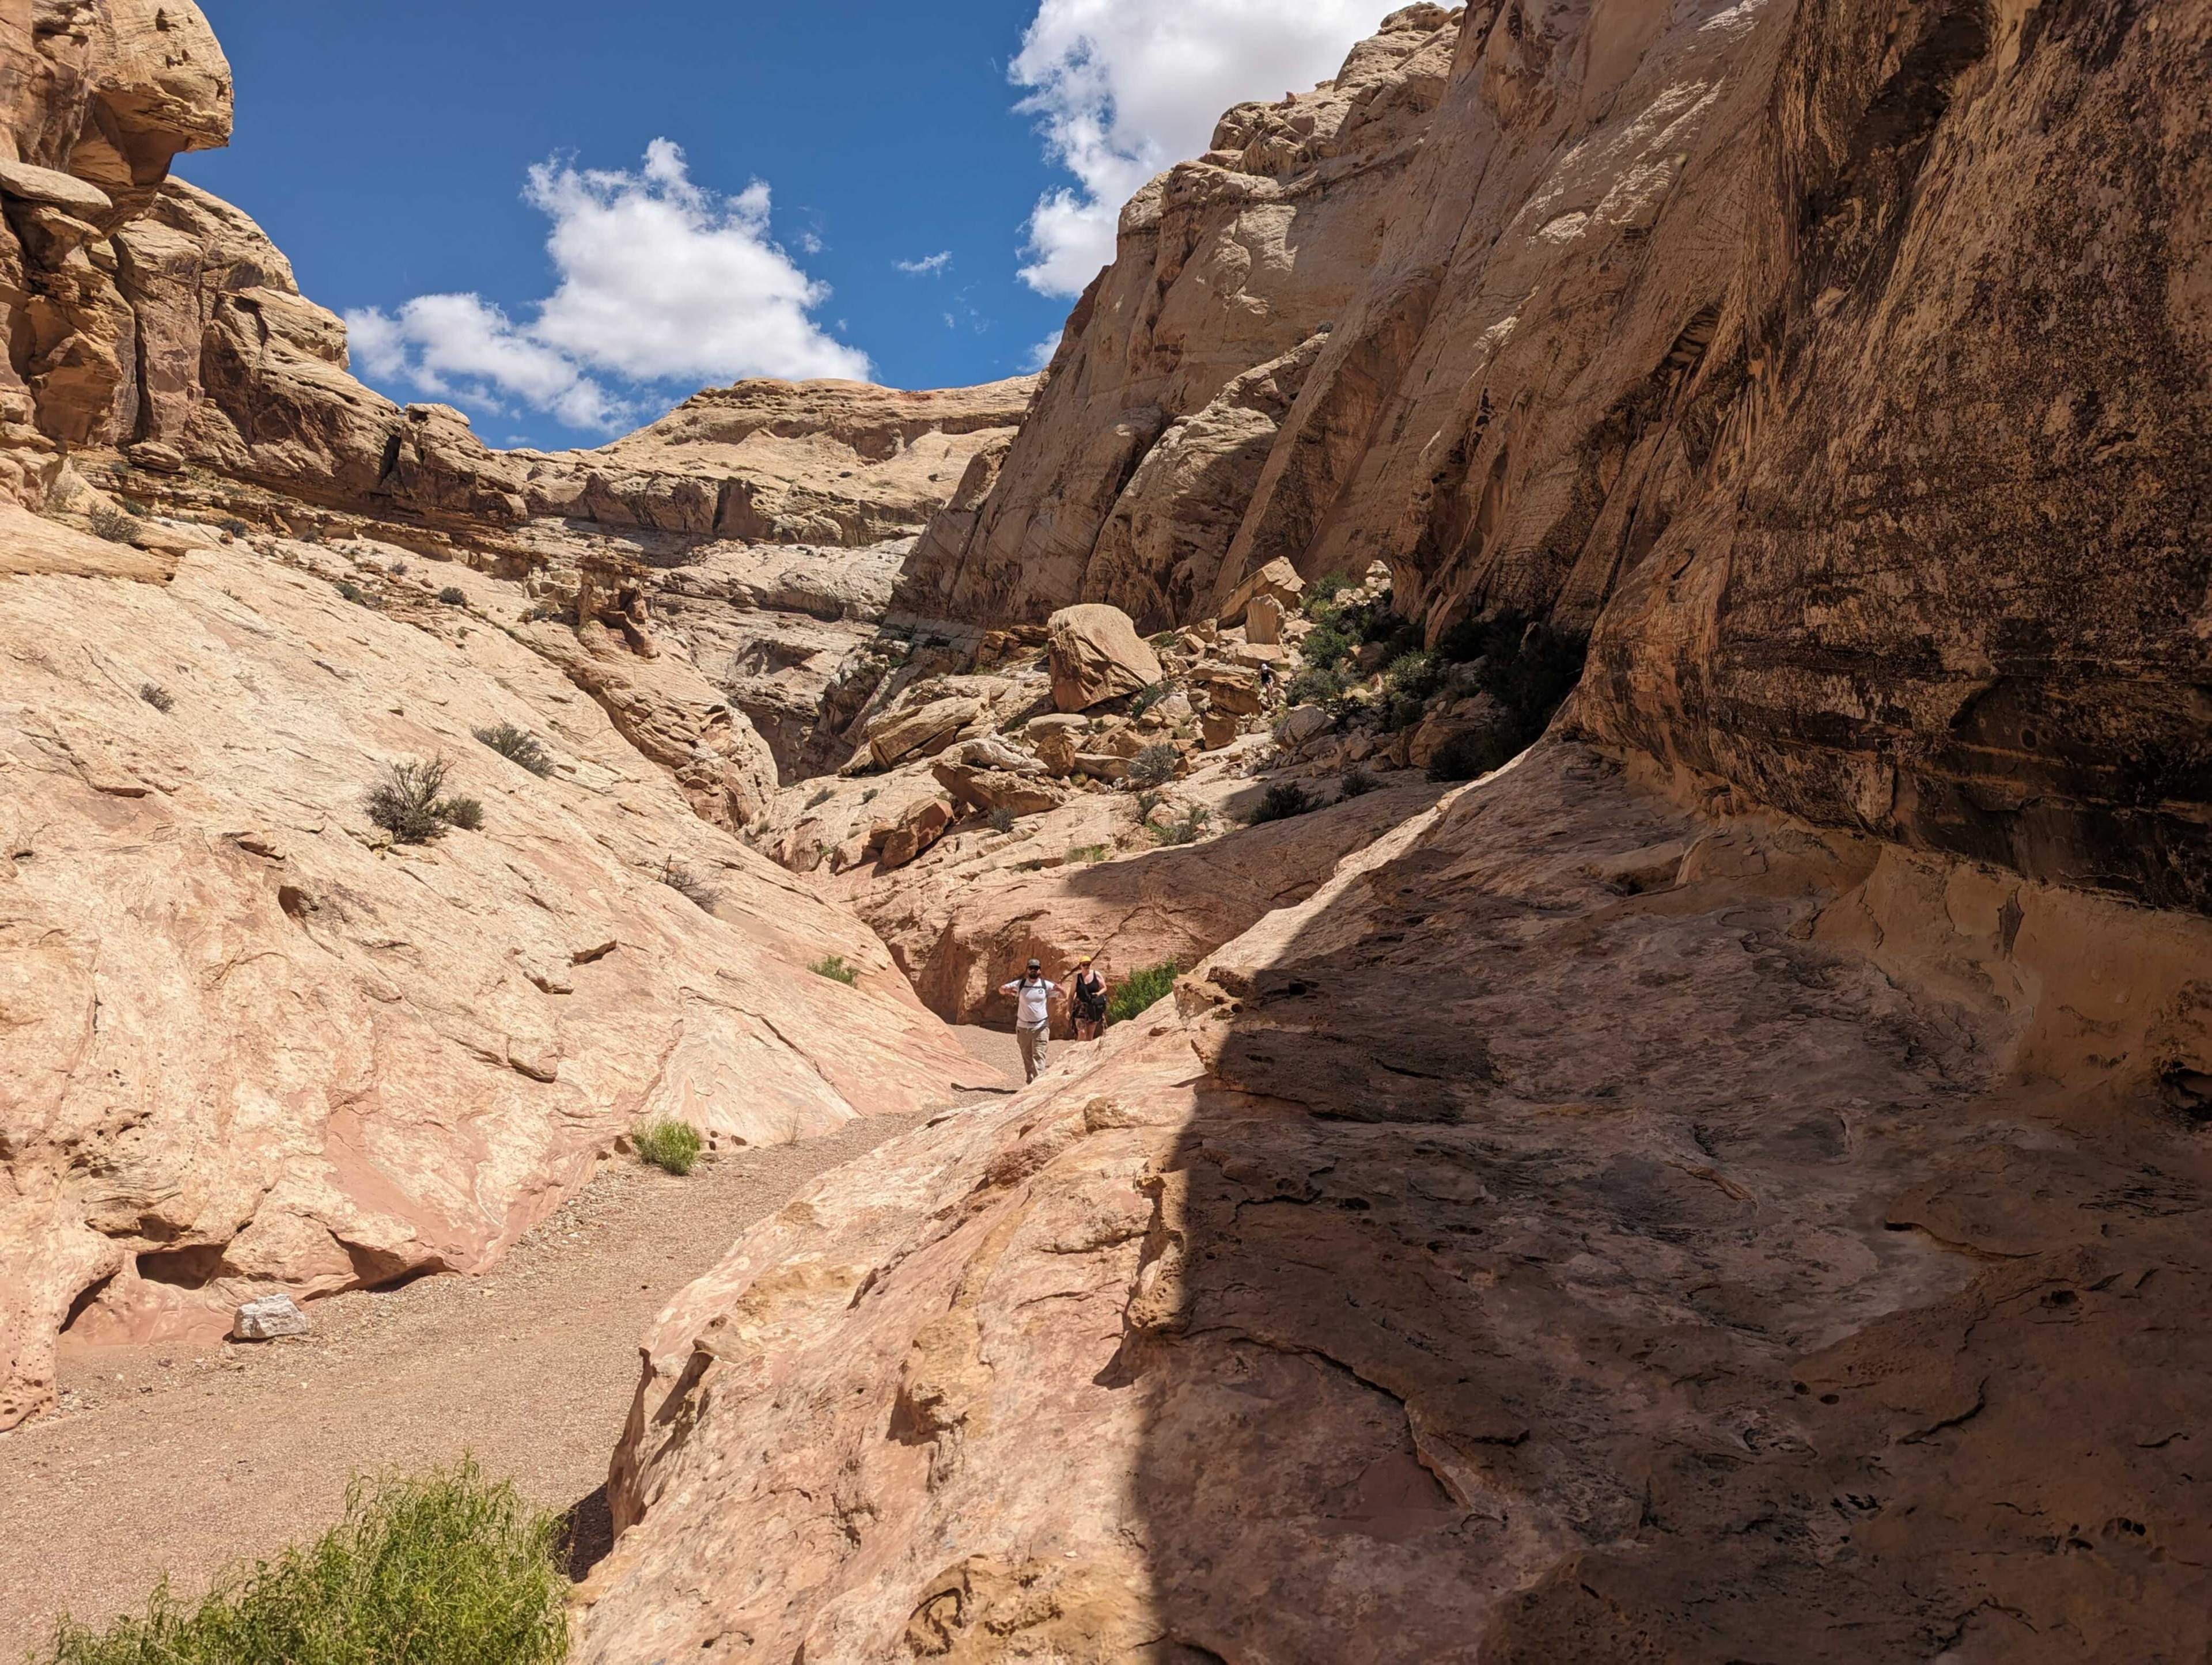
[1150,803,1213,846]
[634,1118,703,1177]
[1126,681,1169,720]
[1129,742,1179,788]
[1248,781,1316,824]
[1338,765,1378,798]
[138,682,174,714]
[37,1457,567,1665]
[438,586,468,606]
[364,757,482,844]
[1135,788,1164,820]
[804,786,836,811]
[810,954,860,985]
[658,859,722,911]
[88,503,138,544]
[986,806,1018,835]
[473,722,554,777]
[334,579,375,608]
[1067,843,1109,864]
[1107,961,1179,1026]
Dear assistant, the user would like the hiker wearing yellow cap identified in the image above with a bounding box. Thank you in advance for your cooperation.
[1071,955,1108,1042]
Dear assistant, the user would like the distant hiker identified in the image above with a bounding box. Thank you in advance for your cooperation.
[1072,956,1109,1043]
[1000,957,1059,1082]
[1258,662,1276,698]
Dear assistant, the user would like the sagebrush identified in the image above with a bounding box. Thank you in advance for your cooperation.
[474,723,554,777]
[810,954,861,985]
[38,1457,567,1665]
[363,757,482,844]
[1129,742,1179,788]
[658,860,721,911]
[138,682,175,714]
[1248,782,1315,824]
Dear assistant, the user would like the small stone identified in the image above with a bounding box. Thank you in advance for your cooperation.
[231,1293,310,1341]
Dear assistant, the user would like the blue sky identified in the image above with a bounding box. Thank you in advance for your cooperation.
[182,1,1382,449]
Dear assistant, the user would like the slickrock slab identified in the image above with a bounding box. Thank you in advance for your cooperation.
[577,746,2212,1661]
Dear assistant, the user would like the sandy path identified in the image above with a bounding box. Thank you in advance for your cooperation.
[0,1029,1018,1655]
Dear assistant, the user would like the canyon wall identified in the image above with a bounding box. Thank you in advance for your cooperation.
[900,0,2211,915]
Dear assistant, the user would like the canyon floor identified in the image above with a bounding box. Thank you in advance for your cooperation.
[0,1027,1020,1657]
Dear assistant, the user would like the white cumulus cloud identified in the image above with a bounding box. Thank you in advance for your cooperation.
[346,140,868,434]
[1009,0,1380,297]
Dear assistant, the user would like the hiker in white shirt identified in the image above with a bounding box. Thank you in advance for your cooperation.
[999,957,1061,1082]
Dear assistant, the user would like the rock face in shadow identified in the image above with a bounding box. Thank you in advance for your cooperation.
[895,0,2212,915]
[575,744,2212,1661]
[0,537,998,1429]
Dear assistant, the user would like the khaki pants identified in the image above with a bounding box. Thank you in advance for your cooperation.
[1016,1023,1050,1082]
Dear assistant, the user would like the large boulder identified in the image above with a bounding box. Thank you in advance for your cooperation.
[1218,557,1306,629]
[875,798,952,871]
[930,761,1066,818]
[1024,715,1088,777]
[1191,661,1264,718]
[1046,604,1163,713]
[866,696,981,768]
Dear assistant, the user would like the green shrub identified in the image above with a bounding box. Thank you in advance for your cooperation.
[1129,742,1179,788]
[634,1118,703,1176]
[364,757,481,844]
[334,579,374,607]
[37,1458,567,1665]
[474,722,554,777]
[1425,612,1589,763]
[810,953,860,985]
[1300,623,1353,671]
[1067,843,1109,864]
[1126,681,1169,720]
[438,586,468,605]
[1338,765,1378,798]
[1248,782,1316,824]
[1286,665,1347,709]
[1301,572,1353,620]
[658,860,721,911]
[138,682,174,714]
[1107,960,1179,1025]
[1384,650,1441,703]
[1150,803,1212,846]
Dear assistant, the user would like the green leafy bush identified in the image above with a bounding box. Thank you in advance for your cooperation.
[634,1118,703,1176]
[364,757,482,844]
[474,722,554,777]
[1150,803,1213,845]
[810,954,860,985]
[1300,624,1353,672]
[1129,742,1179,788]
[37,1458,567,1665]
[1248,782,1316,824]
[1384,650,1441,703]
[1300,572,1353,620]
[1286,665,1347,709]
[1107,961,1179,1025]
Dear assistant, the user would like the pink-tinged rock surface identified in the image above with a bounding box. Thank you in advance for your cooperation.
[575,743,2212,1661]
[0,538,998,1428]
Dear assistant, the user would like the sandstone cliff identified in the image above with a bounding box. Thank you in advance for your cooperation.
[899,0,2211,918]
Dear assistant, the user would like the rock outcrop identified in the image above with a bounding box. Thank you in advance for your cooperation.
[1046,602,1162,712]
[579,744,2212,1660]
[892,0,2211,920]
[0,531,997,1428]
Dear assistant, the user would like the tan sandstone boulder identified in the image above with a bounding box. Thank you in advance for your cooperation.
[867,696,981,768]
[1046,604,1162,712]
[876,798,952,871]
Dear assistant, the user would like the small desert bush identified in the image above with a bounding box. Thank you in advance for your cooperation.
[1384,650,1442,704]
[1338,765,1378,798]
[810,954,860,985]
[1107,961,1179,1026]
[1248,782,1316,824]
[474,722,554,777]
[1150,803,1213,846]
[634,1118,703,1177]
[1286,665,1347,709]
[364,757,481,844]
[1299,623,1354,672]
[37,1457,566,1665]
[1067,843,1109,864]
[1126,681,1169,719]
[334,579,374,607]
[438,586,468,605]
[658,860,722,911]
[1301,572,1353,620]
[1129,742,1179,788]
[88,503,138,544]
[986,806,1018,835]
[138,682,174,714]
